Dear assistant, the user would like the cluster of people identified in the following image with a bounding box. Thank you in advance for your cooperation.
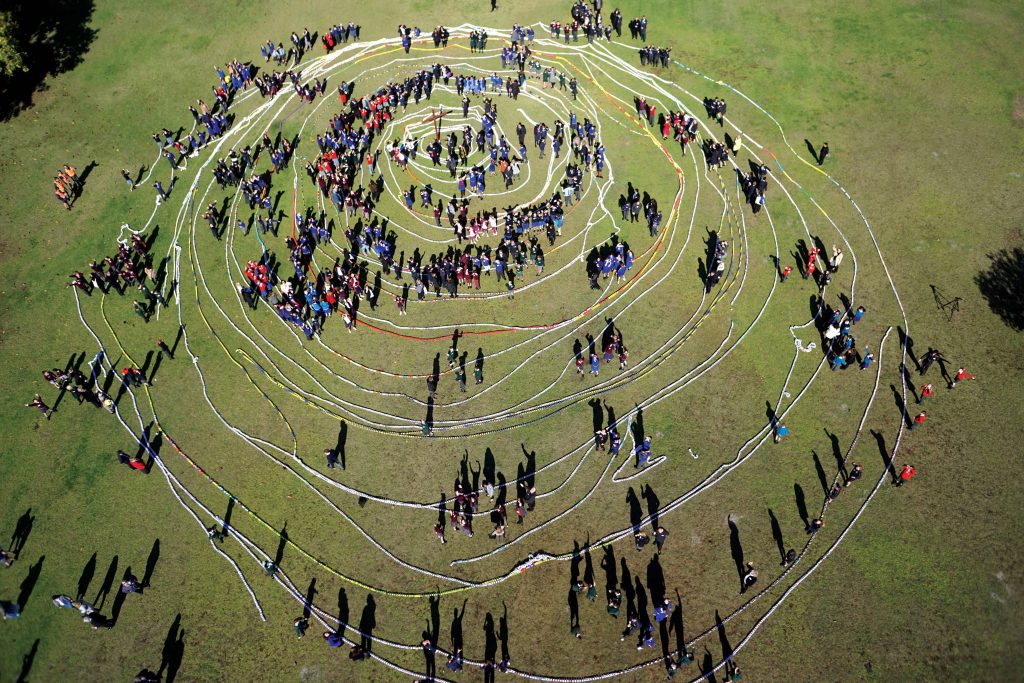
[53,164,82,211]
[703,96,728,125]
[638,45,671,67]
[706,234,729,289]
[467,29,488,52]
[626,15,650,40]
[821,305,870,371]
[617,182,662,235]
[585,238,636,289]
[68,231,164,316]
[321,22,361,52]
[551,1,617,44]
[738,161,770,213]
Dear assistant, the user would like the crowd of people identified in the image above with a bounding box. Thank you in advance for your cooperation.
[53,164,82,211]
[638,45,671,68]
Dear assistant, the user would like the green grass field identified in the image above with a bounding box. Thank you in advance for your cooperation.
[1,1,1022,681]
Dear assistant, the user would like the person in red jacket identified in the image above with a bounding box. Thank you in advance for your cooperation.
[895,463,916,487]
[910,411,927,430]
[950,367,975,388]
[918,383,933,404]
[780,264,792,282]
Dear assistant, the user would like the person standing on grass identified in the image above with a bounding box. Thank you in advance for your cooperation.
[919,383,933,403]
[853,305,866,323]
[780,264,792,282]
[950,367,975,388]
[774,424,789,443]
[654,526,669,552]
[156,339,173,359]
[920,349,946,375]
[324,448,339,469]
[818,142,829,165]
[741,563,758,592]
[895,463,916,487]
[860,347,874,370]
[590,352,600,376]
[122,170,136,190]
[910,411,926,430]
[154,181,169,201]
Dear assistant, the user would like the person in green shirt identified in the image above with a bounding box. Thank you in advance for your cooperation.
[294,616,309,638]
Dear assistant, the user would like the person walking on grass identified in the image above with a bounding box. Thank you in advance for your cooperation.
[780,264,792,282]
[817,142,829,165]
[918,383,933,403]
[122,170,136,191]
[895,463,916,487]
[910,411,926,430]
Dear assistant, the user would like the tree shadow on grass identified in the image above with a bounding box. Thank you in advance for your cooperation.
[0,1,98,122]
[976,247,1024,332]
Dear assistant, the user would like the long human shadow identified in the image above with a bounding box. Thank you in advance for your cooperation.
[337,587,349,629]
[824,429,847,482]
[794,483,809,528]
[567,588,580,631]
[9,508,34,559]
[811,451,829,498]
[901,364,920,404]
[570,540,582,585]
[620,558,636,629]
[359,595,377,652]
[768,508,786,563]
[335,421,347,469]
[642,485,660,531]
[142,539,160,589]
[699,647,719,683]
[871,430,899,483]
[631,405,645,444]
[303,578,317,619]
[890,384,911,427]
[669,589,685,659]
[0,1,98,121]
[645,554,666,607]
[897,326,920,372]
[428,594,440,644]
[727,516,745,592]
[634,576,650,632]
[589,398,603,434]
[583,541,595,588]
[436,491,447,529]
[626,486,643,535]
[159,614,185,683]
[498,602,511,664]
[17,556,45,613]
[601,545,618,593]
[449,599,466,652]
[715,609,733,659]
[76,552,97,601]
[222,498,235,536]
[273,523,289,567]
[94,554,119,610]
[804,138,820,163]
[17,639,40,683]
